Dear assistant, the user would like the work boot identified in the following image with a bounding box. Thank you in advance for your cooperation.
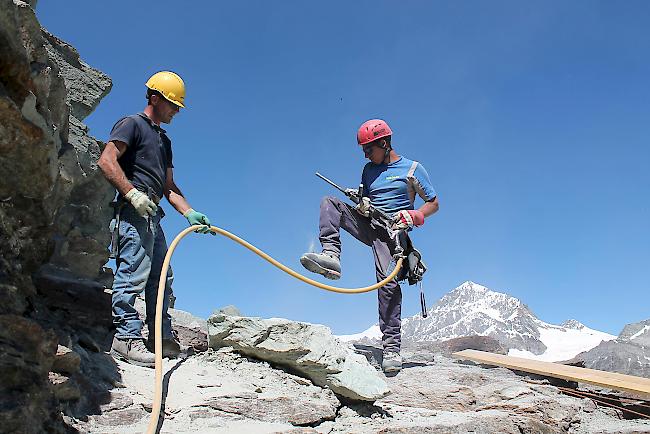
[147,333,181,359]
[382,351,402,374]
[300,251,341,280]
[110,337,155,368]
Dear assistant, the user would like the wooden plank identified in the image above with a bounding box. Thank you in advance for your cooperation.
[452,349,650,397]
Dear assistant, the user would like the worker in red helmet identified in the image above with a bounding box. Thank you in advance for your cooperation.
[300,119,439,374]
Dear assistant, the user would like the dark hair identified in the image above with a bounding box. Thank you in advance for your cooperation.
[146,88,163,104]
[376,135,391,149]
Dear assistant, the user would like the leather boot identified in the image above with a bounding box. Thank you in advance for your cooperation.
[147,333,181,359]
[300,251,341,280]
[111,337,155,368]
[382,351,402,374]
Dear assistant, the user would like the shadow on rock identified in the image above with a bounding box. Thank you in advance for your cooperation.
[155,357,189,433]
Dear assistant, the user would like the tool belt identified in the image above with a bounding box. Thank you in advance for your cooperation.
[108,187,161,259]
[397,234,427,286]
[394,233,429,318]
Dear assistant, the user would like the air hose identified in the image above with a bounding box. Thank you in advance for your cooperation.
[146,224,404,434]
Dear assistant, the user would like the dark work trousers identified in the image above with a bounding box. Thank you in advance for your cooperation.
[318,196,404,352]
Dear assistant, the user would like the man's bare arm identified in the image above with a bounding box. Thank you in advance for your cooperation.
[97,141,134,195]
[163,167,192,215]
[418,196,439,218]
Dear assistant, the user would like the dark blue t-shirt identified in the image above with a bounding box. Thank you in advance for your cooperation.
[361,156,437,215]
[108,113,173,199]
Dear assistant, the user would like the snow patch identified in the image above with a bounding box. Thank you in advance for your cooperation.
[630,325,650,341]
[338,324,381,342]
[509,325,615,362]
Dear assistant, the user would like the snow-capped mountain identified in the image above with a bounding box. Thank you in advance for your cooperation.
[619,319,650,346]
[339,281,615,362]
[570,318,650,377]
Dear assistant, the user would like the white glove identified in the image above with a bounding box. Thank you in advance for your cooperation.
[355,197,372,217]
[125,188,157,218]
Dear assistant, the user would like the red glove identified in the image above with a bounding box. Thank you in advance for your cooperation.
[392,210,425,231]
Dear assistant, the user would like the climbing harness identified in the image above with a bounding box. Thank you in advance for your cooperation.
[145,224,405,434]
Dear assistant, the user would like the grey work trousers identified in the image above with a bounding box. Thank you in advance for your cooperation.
[318,196,403,352]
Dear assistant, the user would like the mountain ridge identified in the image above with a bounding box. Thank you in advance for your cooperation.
[340,281,615,362]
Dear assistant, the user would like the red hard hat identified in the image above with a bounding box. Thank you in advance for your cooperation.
[357,119,393,146]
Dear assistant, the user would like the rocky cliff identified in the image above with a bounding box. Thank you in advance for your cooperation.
[0,1,114,432]
[570,318,650,378]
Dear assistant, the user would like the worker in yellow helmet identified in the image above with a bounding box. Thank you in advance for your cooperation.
[98,71,213,367]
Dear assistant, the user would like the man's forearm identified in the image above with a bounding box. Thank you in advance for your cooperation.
[166,186,192,215]
[418,197,439,218]
[98,159,134,196]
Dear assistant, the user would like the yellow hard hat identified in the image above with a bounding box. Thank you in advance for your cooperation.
[145,71,186,108]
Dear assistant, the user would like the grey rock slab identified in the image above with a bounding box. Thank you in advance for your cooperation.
[382,356,601,431]
[99,392,133,413]
[134,297,209,352]
[313,354,650,434]
[203,392,336,426]
[84,348,340,433]
[496,384,534,400]
[215,305,242,317]
[569,416,650,434]
[66,345,650,433]
[207,312,390,401]
[316,407,546,434]
[92,406,147,427]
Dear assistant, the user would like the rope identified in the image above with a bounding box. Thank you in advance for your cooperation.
[145,225,404,433]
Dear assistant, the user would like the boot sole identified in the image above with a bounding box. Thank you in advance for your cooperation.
[110,349,155,368]
[300,256,341,280]
[382,365,402,373]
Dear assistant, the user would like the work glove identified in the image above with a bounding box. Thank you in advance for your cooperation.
[355,197,372,217]
[183,208,215,235]
[392,210,425,231]
[125,188,157,218]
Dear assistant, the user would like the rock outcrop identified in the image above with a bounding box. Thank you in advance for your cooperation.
[569,318,650,378]
[207,309,390,401]
[0,1,113,432]
[64,332,650,433]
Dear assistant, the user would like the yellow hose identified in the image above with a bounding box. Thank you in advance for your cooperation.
[146,224,403,433]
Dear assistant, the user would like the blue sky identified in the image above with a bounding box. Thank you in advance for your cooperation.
[37,1,649,336]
